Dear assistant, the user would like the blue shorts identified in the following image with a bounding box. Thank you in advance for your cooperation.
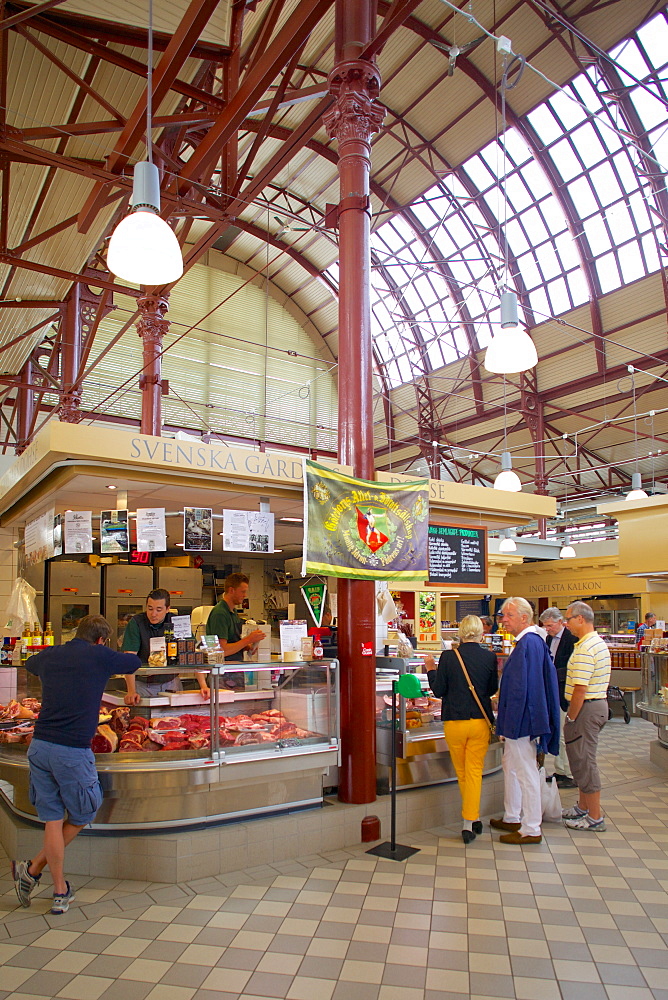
[27,738,103,826]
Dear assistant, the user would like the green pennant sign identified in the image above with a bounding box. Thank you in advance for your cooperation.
[301,580,327,627]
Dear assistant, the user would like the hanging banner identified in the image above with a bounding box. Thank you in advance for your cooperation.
[24,508,56,566]
[136,507,167,552]
[223,509,274,553]
[302,459,429,580]
[100,509,129,554]
[301,580,327,626]
[183,507,212,551]
[64,510,93,554]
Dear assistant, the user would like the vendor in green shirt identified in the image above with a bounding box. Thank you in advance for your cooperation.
[122,589,209,704]
[207,573,266,663]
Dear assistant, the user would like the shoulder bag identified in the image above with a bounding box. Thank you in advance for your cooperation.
[453,647,496,739]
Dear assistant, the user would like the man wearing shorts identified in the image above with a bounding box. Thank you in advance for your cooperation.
[12,615,140,913]
[562,600,611,832]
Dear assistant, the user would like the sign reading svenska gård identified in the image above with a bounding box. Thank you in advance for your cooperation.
[302,460,429,580]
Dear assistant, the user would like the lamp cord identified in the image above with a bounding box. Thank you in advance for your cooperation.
[147,0,153,165]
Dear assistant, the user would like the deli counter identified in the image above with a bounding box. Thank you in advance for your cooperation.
[0,661,339,829]
[375,656,502,793]
[638,652,668,749]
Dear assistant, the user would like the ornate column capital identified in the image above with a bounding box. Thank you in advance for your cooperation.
[137,293,170,345]
[324,59,386,145]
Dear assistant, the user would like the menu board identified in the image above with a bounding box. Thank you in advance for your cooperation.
[428,524,487,588]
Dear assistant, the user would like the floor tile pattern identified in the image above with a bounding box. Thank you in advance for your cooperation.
[1,717,667,1000]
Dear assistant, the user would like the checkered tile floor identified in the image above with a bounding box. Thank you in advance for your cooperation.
[1,717,667,1000]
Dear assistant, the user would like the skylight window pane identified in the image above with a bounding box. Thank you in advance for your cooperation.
[535,244,561,281]
[612,149,642,191]
[596,252,621,292]
[463,156,495,191]
[547,276,570,313]
[550,89,588,130]
[539,197,569,235]
[617,242,645,284]
[528,105,563,145]
[411,200,440,227]
[588,161,622,205]
[649,130,668,171]
[503,129,531,167]
[505,218,530,254]
[598,116,624,155]
[641,232,660,271]
[504,173,533,212]
[528,285,550,321]
[571,122,606,168]
[564,268,588,306]
[550,138,582,181]
[636,12,668,67]
[631,86,667,130]
[518,160,552,199]
[583,215,611,255]
[521,207,549,245]
[554,231,581,271]
[605,203,636,243]
[516,253,541,290]
[611,39,649,85]
[478,140,503,176]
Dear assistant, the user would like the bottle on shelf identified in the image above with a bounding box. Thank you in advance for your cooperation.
[312,636,323,659]
[165,626,178,666]
[44,622,54,645]
[32,622,43,647]
[20,623,31,663]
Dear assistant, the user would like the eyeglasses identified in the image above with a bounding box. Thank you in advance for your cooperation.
[564,615,580,622]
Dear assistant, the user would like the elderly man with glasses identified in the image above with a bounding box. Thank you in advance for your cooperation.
[561,601,611,832]
[490,597,560,845]
[539,607,576,789]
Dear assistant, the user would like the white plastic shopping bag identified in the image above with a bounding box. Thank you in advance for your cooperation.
[539,765,562,822]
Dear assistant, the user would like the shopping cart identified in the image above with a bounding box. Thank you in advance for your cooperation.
[607,685,631,724]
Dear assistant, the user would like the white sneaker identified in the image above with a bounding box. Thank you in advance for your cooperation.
[564,814,606,832]
[561,804,588,820]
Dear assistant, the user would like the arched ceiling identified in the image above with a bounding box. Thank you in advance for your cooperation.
[0,0,667,519]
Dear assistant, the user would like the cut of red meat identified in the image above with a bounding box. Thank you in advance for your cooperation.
[91,724,118,754]
[188,735,210,749]
[161,738,190,751]
[128,716,149,730]
[109,707,130,735]
[142,738,162,751]
[151,717,181,730]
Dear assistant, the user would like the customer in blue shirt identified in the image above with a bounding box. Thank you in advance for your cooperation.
[11,615,140,914]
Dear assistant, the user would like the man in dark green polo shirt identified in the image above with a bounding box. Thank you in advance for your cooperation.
[207,573,266,663]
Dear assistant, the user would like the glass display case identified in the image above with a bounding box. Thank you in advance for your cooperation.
[375,657,502,793]
[638,652,668,748]
[0,661,339,829]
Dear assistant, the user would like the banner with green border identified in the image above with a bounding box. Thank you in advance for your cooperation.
[302,459,429,580]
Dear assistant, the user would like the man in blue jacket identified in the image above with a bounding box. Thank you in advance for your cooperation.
[490,597,560,845]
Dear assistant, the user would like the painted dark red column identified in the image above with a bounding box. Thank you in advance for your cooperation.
[324,0,385,803]
[16,358,33,455]
[136,293,169,437]
[61,282,82,423]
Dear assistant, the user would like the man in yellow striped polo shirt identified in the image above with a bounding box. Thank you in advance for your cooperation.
[562,600,611,832]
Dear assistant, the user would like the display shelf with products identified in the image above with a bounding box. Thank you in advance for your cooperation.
[0,661,339,829]
[638,652,668,749]
[374,658,502,794]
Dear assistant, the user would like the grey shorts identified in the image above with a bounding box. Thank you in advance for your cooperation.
[564,699,608,794]
[135,677,183,698]
[27,738,103,825]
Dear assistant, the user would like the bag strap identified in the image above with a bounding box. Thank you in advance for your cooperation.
[453,646,492,729]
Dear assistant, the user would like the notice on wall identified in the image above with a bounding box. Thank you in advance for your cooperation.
[279,619,308,656]
[428,523,487,588]
[52,513,63,558]
[101,509,129,554]
[136,508,167,552]
[222,509,274,553]
[183,507,212,551]
[171,614,193,640]
[64,510,93,555]
[24,509,56,565]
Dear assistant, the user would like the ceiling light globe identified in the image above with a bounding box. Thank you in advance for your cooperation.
[625,472,648,501]
[493,469,522,492]
[498,536,517,552]
[559,543,576,559]
[484,327,538,374]
[108,208,183,285]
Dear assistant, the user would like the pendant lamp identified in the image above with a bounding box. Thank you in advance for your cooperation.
[484,291,538,374]
[494,451,521,492]
[625,471,648,501]
[559,537,576,559]
[498,528,516,552]
[107,0,183,286]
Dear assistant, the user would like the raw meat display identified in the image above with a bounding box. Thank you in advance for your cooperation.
[0,699,38,721]
[90,724,119,754]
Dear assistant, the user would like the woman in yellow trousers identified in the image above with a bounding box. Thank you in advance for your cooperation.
[425,616,499,844]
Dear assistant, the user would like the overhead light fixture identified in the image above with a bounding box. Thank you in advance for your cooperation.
[625,471,648,501]
[106,485,117,490]
[559,537,576,559]
[106,0,183,287]
[494,451,521,492]
[498,528,517,552]
[484,291,538,374]
[625,370,649,501]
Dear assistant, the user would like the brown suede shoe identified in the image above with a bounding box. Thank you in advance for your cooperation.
[489,818,521,832]
[499,831,542,845]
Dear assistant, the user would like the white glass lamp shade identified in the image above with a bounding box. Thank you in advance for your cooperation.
[493,451,522,492]
[559,539,576,559]
[107,209,183,285]
[625,472,648,501]
[484,291,537,374]
[498,529,516,553]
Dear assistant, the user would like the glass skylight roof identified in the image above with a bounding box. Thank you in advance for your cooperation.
[361,7,668,388]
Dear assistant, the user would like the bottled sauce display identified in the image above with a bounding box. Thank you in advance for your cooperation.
[20,623,31,664]
[44,622,54,645]
[32,622,43,647]
[165,626,178,666]
[312,636,323,659]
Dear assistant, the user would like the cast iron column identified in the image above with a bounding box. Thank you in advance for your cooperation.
[136,293,169,437]
[324,0,385,803]
[60,283,82,422]
[16,358,33,454]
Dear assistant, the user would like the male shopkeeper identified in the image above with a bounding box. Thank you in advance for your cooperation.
[123,589,209,704]
[207,573,266,662]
